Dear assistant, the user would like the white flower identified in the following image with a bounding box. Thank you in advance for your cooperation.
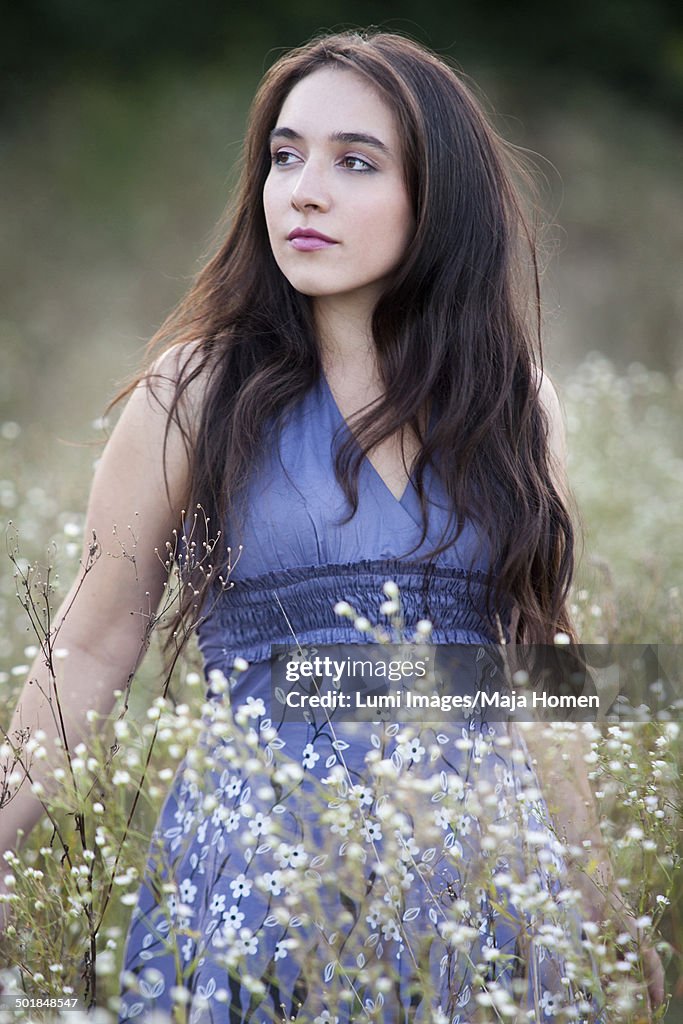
[540,989,562,1016]
[261,871,283,896]
[209,893,226,915]
[223,905,244,929]
[275,842,308,868]
[225,810,241,833]
[229,874,253,899]
[398,835,420,860]
[350,784,374,807]
[330,816,353,837]
[396,861,415,889]
[380,599,399,616]
[361,820,383,843]
[248,813,272,837]
[382,919,400,942]
[178,879,197,905]
[434,807,451,830]
[240,697,265,719]
[238,930,258,956]
[398,738,425,762]
[457,815,472,837]
[314,1011,339,1024]
[383,885,401,910]
[302,743,320,769]
[365,909,380,929]
[226,775,242,797]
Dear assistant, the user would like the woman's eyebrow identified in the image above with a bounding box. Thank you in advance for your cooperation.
[269,127,391,154]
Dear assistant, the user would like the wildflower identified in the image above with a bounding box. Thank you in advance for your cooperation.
[382,919,401,942]
[396,861,414,888]
[240,696,265,719]
[366,908,380,929]
[398,835,420,860]
[415,619,433,637]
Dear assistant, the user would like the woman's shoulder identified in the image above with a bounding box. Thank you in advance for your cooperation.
[142,339,214,436]
[531,364,569,497]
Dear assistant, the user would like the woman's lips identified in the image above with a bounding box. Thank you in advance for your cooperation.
[287,228,338,252]
[289,235,338,251]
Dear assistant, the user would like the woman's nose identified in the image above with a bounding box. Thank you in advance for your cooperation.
[289,161,331,212]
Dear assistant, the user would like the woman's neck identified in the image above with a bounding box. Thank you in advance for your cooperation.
[312,295,379,380]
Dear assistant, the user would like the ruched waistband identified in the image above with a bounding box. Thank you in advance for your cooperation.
[196,558,505,673]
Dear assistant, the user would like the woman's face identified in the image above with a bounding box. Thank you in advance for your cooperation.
[263,66,415,313]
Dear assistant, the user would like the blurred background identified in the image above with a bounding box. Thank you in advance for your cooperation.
[1,0,682,445]
[1,3,682,1015]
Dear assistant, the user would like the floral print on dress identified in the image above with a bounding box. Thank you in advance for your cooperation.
[118,657,605,1024]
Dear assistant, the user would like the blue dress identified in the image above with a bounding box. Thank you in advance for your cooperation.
[117,375,603,1023]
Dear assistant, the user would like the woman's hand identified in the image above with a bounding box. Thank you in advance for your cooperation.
[616,909,667,1017]
[586,888,667,1019]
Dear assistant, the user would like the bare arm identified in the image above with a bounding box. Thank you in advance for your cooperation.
[0,347,199,887]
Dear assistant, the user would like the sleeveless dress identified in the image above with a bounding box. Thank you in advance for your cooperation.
[117,375,604,1024]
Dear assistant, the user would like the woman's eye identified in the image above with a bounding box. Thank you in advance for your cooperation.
[340,155,373,172]
[271,150,298,166]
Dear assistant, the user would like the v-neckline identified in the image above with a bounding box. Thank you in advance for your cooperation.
[320,371,415,506]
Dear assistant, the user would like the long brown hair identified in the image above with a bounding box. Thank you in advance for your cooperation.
[111,29,575,646]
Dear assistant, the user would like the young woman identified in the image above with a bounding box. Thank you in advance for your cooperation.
[1,29,665,1024]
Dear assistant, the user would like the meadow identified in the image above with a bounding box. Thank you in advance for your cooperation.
[0,65,681,1023]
